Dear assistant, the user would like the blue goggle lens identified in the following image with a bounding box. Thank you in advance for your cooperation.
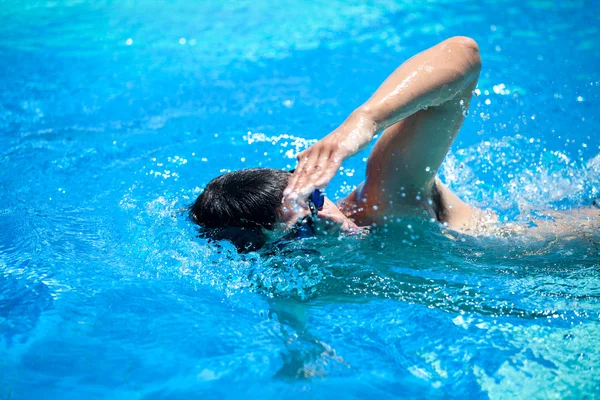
[310,189,325,210]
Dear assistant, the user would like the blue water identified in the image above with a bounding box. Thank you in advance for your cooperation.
[1,0,599,398]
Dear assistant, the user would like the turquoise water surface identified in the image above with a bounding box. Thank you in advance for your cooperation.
[1,0,599,398]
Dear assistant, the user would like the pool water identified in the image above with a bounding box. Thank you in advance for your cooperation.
[1,0,599,398]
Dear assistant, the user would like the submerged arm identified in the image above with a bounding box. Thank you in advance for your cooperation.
[285,36,482,201]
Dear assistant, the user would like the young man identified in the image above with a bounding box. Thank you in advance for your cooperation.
[190,37,490,251]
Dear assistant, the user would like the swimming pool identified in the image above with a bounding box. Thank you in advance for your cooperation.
[1,0,599,398]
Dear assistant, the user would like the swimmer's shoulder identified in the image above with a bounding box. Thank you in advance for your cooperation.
[339,178,496,230]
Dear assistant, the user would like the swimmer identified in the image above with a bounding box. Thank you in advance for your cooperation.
[189,37,597,251]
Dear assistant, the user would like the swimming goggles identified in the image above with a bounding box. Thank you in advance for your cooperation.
[294,189,325,238]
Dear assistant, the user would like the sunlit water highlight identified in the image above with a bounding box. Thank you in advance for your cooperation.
[1,0,599,398]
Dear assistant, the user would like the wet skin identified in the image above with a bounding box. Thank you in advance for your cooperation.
[280,37,488,233]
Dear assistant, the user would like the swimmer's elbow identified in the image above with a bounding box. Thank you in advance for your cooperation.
[444,36,482,74]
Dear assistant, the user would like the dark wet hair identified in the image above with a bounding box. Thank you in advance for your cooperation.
[189,168,290,252]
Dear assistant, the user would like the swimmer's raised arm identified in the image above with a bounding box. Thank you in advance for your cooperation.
[285,36,481,201]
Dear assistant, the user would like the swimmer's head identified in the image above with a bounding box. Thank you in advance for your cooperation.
[189,168,359,252]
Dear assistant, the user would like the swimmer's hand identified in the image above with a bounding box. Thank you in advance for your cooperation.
[284,111,377,201]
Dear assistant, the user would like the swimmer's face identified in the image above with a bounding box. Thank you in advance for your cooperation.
[277,196,361,236]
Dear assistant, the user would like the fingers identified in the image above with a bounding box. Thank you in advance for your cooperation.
[289,149,321,199]
[283,152,304,199]
[283,150,308,197]
[284,141,344,204]
[283,148,313,200]
[310,149,333,189]
[311,149,343,189]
